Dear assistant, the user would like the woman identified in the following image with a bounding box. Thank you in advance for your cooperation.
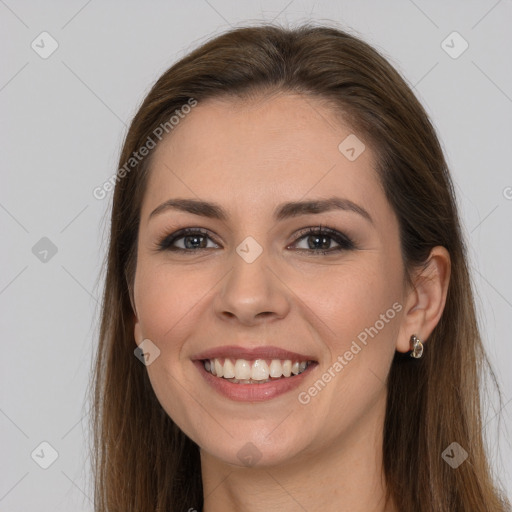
[90,23,510,511]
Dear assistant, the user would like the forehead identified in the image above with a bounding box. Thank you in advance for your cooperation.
[141,93,385,222]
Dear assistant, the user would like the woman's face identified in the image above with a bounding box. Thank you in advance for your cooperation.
[133,93,408,468]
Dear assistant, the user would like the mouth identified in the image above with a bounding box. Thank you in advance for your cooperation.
[191,345,318,402]
[201,357,315,384]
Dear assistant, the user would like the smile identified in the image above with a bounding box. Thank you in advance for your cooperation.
[194,358,318,402]
[203,357,313,384]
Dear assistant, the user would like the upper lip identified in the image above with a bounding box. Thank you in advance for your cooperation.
[191,345,317,362]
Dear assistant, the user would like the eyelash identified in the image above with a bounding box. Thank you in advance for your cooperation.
[155,225,356,256]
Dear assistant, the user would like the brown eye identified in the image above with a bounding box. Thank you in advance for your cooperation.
[156,225,355,255]
[291,226,355,255]
[157,228,219,252]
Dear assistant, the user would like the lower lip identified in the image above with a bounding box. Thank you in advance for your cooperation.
[193,360,318,402]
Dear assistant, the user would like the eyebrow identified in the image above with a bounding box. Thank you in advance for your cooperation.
[148,196,373,225]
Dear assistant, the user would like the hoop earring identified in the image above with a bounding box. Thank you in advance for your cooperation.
[410,334,424,358]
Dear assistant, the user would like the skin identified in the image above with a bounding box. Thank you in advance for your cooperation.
[132,92,450,512]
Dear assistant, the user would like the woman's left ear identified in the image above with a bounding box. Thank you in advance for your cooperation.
[395,246,451,353]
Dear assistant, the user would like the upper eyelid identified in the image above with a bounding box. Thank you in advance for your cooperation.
[161,225,343,241]
[158,225,354,250]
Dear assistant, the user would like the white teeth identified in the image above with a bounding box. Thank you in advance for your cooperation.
[223,358,235,378]
[251,359,270,381]
[214,359,224,378]
[282,360,292,377]
[234,359,251,380]
[269,360,283,378]
[203,357,313,381]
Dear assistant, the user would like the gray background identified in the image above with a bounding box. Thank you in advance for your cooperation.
[1,0,511,510]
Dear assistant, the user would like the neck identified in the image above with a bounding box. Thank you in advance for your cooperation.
[200,396,396,512]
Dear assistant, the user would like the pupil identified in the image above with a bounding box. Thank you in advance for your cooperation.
[309,235,330,250]
[185,235,206,249]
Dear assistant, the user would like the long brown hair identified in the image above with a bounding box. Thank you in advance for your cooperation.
[89,22,510,511]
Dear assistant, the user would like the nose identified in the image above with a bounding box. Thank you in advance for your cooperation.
[213,246,291,326]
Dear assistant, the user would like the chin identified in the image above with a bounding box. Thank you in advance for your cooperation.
[197,423,314,469]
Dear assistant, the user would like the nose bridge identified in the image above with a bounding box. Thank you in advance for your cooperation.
[214,235,290,324]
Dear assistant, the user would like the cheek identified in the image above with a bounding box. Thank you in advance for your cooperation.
[133,260,210,434]
[134,259,208,346]
[299,262,402,416]
[299,262,402,349]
